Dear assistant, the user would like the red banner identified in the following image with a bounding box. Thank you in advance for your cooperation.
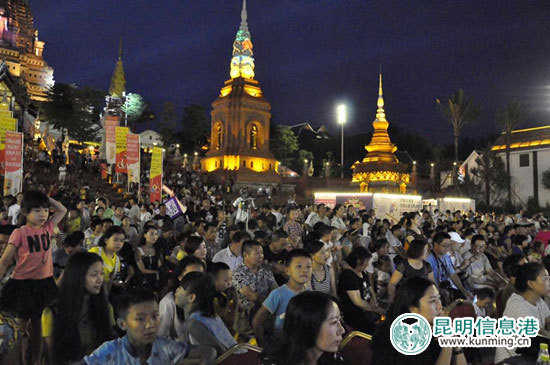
[3,131,22,196]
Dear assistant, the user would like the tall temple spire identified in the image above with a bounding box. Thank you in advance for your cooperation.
[230,0,255,79]
[375,73,386,122]
[118,36,123,60]
[240,0,248,32]
[109,37,126,97]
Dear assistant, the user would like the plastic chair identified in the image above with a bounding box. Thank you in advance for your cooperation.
[216,343,262,365]
[339,330,373,365]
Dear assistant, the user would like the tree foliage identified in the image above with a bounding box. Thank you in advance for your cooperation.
[121,93,146,122]
[270,125,299,168]
[436,89,482,184]
[469,147,509,207]
[158,102,177,146]
[496,100,524,205]
[179,104,209,151]
[40,83,106,142]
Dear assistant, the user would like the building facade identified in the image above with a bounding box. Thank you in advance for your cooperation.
[0,0,53,102]
[491,126,550,207]
[201,0,280,184]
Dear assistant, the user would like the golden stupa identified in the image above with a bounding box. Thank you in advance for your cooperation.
[351,74,409,193]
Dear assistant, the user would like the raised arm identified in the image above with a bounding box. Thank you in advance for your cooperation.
[48,197,67,226]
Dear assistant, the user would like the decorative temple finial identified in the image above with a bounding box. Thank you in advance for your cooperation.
[376,73,386,121]
[118,37,123,60]
[230,0,255,79]
[240,0,248,32]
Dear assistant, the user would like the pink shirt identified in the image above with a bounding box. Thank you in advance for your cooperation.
[534,231,550,248]
[10,220,54,280]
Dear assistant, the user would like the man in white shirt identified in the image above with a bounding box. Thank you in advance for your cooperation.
[305,204,329,231]
[212,231,247,271]
[8,192,23,225]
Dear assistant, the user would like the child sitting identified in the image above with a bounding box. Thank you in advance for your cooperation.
[252,249,312,347]
[473,287,495,317]
[83,289,216,364]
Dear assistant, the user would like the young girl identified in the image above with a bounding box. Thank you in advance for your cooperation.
[0,190,67,364]
[42,252,115,363]
[88,226,125,292]
[176,271,237,356]
[134,225,162,289]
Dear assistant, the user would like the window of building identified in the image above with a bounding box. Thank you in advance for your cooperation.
[250,161,254,168]
[519,154,529,167]
[250,124,258,150]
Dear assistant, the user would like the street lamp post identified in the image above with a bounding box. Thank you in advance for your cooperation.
[337,104,347,179]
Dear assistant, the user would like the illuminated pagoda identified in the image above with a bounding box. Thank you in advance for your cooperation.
[201,0,280,184]
[352,74,410,193]
[0,0,54,102]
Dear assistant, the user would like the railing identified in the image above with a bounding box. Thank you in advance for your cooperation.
[216,343,262,364]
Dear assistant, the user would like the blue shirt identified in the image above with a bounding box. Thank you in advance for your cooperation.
[84,335,189,365]
[262,284,301,331]
[426,252,456,288]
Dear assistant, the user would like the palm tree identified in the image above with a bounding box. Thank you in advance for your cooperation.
[496,100,524,206]
[436,89,482,185]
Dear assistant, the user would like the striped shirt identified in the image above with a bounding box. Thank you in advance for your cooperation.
[494,293,550,363]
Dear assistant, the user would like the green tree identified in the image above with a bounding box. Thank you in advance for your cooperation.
[470,147,509,207]
[41,83,106,142]
[436,89,482,184]
[121,93,146,123]
[180,104,209,151]
[496,100,524,206]
[158,102,177,146]
[270,125,299,168]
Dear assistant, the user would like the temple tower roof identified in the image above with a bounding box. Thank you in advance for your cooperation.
[109,37,125,97]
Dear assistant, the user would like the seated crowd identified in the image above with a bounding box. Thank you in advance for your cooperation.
[0,183,549,364]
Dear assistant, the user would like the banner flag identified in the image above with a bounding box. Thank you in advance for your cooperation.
[149,147,163,202]
[105,115,118,164]
[115,126,129,173]
[126,133,140,183]
[0,107,17,176]
[3,131,22,196]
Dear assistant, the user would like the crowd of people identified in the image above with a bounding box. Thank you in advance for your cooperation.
[0,150,549,364]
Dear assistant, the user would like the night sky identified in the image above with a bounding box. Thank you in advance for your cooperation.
[31,1,550,142]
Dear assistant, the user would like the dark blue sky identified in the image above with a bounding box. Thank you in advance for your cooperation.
[30,1,550,142]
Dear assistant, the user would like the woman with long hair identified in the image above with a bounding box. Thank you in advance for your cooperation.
[175,271,237,356]
[372,276,466,365]
[261,291,345,365]
[134,225,162,289]
[184,236,208,263]
[42,252,115,364]
[336,246,383,334]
